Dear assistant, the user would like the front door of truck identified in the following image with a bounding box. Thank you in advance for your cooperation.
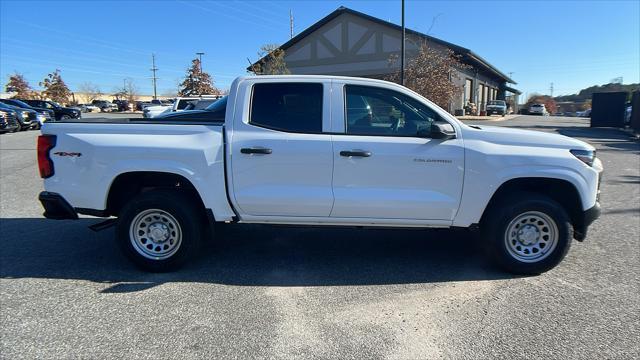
[330,84,465,220]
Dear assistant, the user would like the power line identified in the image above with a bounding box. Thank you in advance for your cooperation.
[151,54,158,100]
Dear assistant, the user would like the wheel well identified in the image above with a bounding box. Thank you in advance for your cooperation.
[481,177,583,228]
[106,171,205,217]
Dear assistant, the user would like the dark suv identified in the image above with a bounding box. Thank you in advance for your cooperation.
[112,99,131,112]
[0,102,35,130]
[0,108,20,133]
[20,99,81,120]
[0,99,55,128]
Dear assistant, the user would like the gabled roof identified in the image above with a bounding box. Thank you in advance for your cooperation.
[249,6,516,85]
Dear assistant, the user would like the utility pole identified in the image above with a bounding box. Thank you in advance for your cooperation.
[289,9,294,39]
[196,52,205,73]
[400,0,405,86]
[150,53,158,100]
[549,82,554,97]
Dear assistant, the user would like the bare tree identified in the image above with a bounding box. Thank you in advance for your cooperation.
[387,43,469,110]
[249,44,290,75]
[78,82,103,102]
[113,78,139,108]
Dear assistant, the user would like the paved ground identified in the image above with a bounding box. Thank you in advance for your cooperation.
[1,115,638,359]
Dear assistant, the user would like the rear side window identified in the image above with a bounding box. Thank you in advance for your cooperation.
[250,83,323,133]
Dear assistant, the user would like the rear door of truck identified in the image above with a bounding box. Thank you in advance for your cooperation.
[228,78,334,217]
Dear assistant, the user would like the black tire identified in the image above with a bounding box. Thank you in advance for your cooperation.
[116,189,204,272]
[61,115,71,120]
[482,193,572,275]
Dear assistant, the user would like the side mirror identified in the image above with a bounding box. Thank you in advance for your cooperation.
[423,121,456,140]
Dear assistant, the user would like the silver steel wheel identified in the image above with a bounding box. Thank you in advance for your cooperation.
[129,209,182,260]
[504,211,558,263]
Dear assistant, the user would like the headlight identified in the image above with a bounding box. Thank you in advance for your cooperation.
[21,111,30,118]
[570,149,596,166]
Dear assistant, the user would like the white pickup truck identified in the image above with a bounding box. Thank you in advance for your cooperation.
[37,76,602,274]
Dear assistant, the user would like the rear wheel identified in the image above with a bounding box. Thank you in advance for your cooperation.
[116,189,204,271]
[482,193,572,274]
[61,115,71,120]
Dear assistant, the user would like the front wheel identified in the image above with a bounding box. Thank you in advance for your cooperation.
[116,189,204,271]
[482,193,572,274]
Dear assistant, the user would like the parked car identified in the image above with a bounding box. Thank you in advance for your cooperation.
[21,99,82,120]
[155,97,227,121]
[89,100,118,112]
[143,95,222,118]
[112,100,131,112]
[183,98,219,111]
[0,98,54,128]
[486,100,507,116]
[0,102,35,130]
[529,103,548,116]
[0,108,20,133]
[576,109,592,118]
[38,75,602,275]
[77,104,101,113]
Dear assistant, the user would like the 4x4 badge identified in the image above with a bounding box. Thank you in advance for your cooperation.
[54,152,82,157]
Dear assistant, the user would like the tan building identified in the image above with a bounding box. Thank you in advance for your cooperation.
[251,6,520,114]
[71,92,172,104]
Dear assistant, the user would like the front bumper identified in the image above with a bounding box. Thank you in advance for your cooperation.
[39,191,78,220]
[574,202,601,241]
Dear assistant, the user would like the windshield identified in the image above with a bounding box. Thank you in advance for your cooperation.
[49,101,62,108]
[6,99,32,108]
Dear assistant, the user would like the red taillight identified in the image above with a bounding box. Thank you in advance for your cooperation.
[37,135,56,178]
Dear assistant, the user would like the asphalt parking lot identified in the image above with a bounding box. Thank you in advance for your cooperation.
[1,115,638,359]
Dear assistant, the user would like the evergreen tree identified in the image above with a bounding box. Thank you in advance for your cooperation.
[40,69,71,103]
[5,73,34,99]
[178,59,218,96]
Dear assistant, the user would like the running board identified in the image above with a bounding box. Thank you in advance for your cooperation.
[89,218,117,232]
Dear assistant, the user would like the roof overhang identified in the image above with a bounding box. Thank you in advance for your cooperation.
[249,6,516,84]
[504,86,522,95]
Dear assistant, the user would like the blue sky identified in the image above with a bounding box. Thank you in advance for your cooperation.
[1,0,638,99]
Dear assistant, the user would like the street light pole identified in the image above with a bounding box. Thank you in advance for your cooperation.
[196,52,205,73]
[400,0,405,86]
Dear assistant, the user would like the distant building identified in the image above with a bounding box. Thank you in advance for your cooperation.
[251,6,520,114]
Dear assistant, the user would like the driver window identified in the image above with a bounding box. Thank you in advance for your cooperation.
[344,85,439,136]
